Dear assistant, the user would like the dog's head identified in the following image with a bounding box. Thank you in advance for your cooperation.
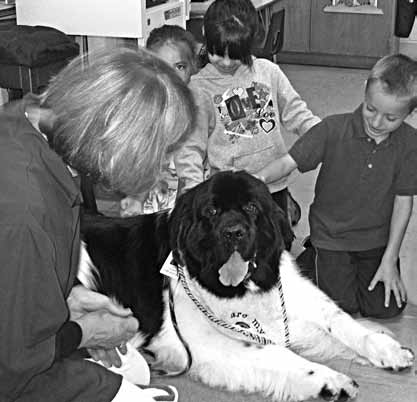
[169,171,294,297]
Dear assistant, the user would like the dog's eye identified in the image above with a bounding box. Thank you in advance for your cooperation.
[203,205,217,217]
[243,203,258,214]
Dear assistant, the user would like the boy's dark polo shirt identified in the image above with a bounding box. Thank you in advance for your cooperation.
[289,105,417,251]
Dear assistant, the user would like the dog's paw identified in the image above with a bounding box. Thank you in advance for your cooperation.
[286,365,359,402]
[146,342,190,376]
[363,333,414,370]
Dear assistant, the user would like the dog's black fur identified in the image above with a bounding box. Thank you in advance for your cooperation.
[168,170,294,298]
[81,211,170,344]
[81,171,294,342]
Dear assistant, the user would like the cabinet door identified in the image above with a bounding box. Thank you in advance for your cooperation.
[310,0,396,57]
[280,0,312,53]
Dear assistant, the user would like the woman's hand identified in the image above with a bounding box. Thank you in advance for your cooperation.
[67,284,133,320]
[75,309,138,349]
[67,285,139,366]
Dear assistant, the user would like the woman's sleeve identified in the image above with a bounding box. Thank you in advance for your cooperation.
[275,65,321,136]
[0,223,121,402]
[174,87,215,194]
[0,222,65,398]
[55,321,82,359]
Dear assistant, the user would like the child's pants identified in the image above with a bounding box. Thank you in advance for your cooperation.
[298,245,406,318]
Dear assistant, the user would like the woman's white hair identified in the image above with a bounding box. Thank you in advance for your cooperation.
[41,47,196,195]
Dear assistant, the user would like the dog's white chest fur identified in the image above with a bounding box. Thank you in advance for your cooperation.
[156,251,413,402]
[172,268,288,346]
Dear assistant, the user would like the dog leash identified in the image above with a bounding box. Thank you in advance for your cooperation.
[176,265,290,348]
[277,271,290,347]
[166,280,193,375]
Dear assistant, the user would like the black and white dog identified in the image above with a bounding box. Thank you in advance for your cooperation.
[80,171,414,402]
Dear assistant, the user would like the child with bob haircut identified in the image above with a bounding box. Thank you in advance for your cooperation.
[175,0,320,228]
[255,53,417,319]
[121,25,215,216]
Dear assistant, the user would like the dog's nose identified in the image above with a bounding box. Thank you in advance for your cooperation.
[223,224,246,242]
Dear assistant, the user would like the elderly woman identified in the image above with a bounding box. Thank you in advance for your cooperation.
[0,47,195,402]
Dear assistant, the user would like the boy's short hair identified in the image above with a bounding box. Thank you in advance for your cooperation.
[366,53,417,111]
[146,24,199,74]
[41,47,195,195]
[203,0,258,66]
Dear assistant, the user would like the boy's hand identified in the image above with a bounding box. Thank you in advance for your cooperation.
[120,195,146,217]
[368,259,407,308]
[253,153,298,185]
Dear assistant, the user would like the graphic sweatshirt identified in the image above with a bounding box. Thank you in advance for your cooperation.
[175,58,321,193]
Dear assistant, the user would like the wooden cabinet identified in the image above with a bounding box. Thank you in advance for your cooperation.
[277,0,399,68]
[280,0,311,53]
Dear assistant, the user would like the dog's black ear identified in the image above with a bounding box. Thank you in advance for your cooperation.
[271,203,295,251]
[280,209,295,251]
[249,174,295,252]
[168,186,196,264]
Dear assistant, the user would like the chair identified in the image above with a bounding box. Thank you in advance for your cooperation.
[0,25,79,101]
[253,9,285,62]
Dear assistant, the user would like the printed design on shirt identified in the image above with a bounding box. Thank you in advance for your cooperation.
[230,311,266,335]
[213,81,276,143]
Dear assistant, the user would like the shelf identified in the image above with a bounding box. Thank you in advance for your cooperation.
[0,4,14,12]
[323,4,383,14]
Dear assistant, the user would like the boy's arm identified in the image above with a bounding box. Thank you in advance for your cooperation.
[255,116,332,183]
[174,88,214,194]
[254,153,298,185]
[368,194,413,308]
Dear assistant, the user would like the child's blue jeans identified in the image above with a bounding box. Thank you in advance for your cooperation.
[297,245,406,319]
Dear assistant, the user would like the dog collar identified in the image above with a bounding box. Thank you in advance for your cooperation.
[177,265,291,347]
[161,252,290,348]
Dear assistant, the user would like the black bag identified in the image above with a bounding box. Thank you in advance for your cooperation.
[395,0,417,38]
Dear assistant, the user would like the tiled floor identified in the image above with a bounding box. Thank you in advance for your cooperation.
[165,305,417,402]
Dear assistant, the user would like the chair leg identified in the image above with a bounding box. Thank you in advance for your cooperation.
[19,65,34,94]
[7,89,23,101]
